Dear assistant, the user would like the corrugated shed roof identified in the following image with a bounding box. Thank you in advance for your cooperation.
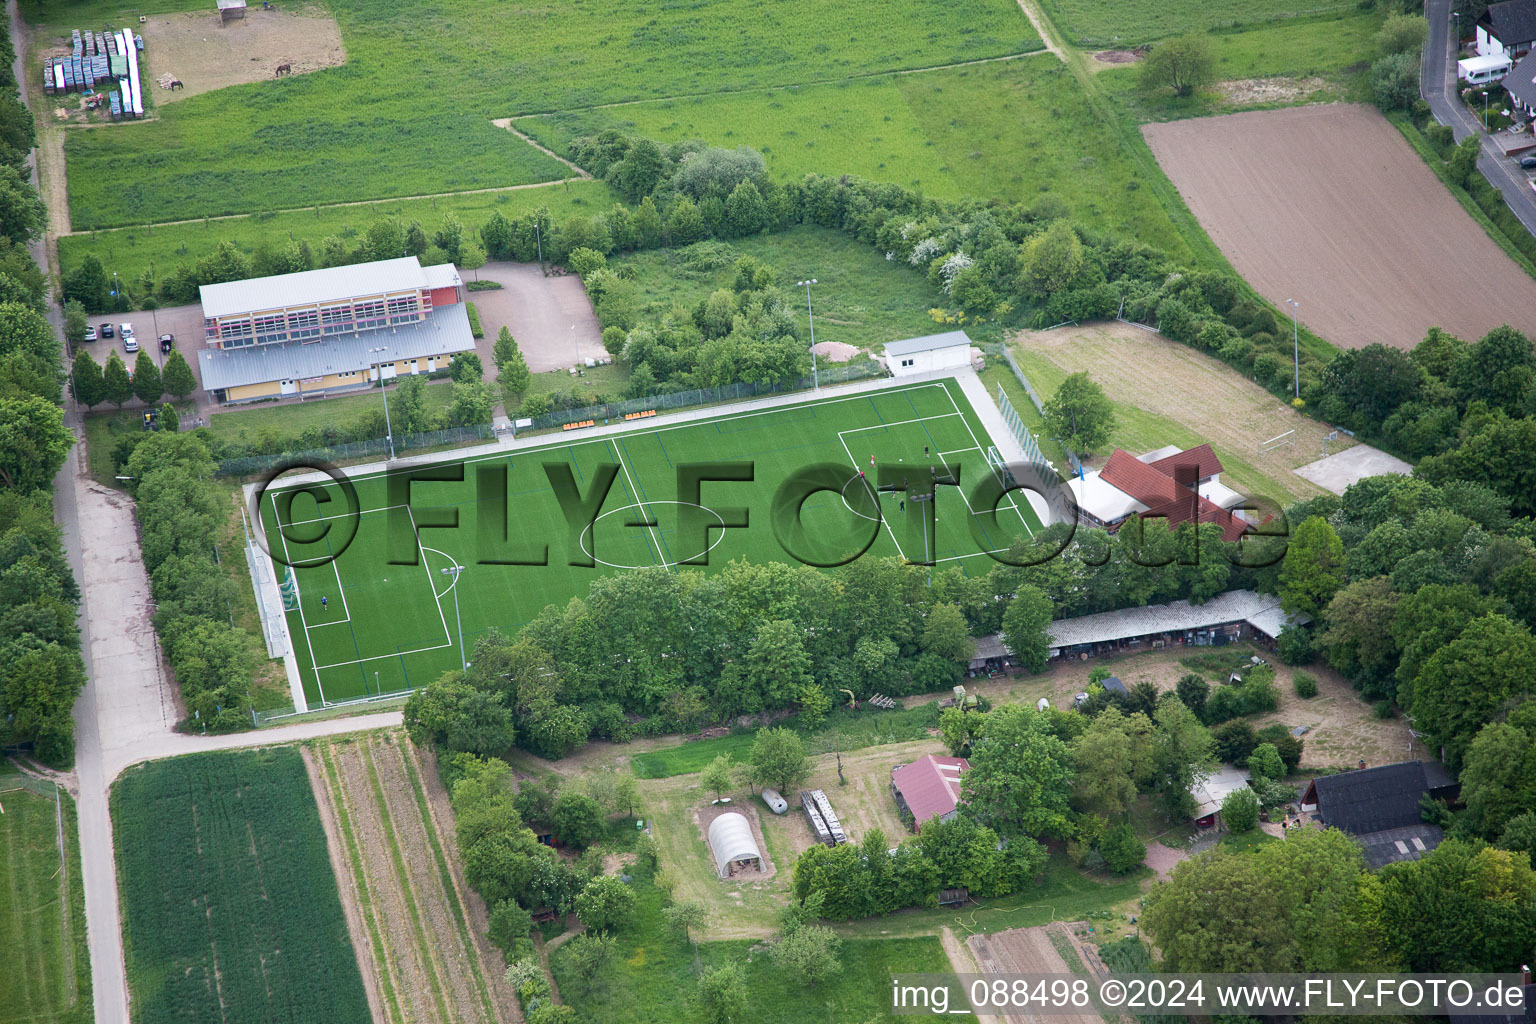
[1312,761,1430,835]
[892,754,969,830]
[198,303,475,391]
[1355,824,1444,869]
[199,256,432,318]
[1042,588,1304,649]
[883,330,972,357]
[707,812,761,876]
[1192,763,1251,818]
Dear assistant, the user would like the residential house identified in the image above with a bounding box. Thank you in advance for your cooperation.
[1477,0,1536,60]
[1301,761,1449,867]
[1067,443,1250,541]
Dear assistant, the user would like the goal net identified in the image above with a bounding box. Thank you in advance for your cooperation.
[279,566,300,611]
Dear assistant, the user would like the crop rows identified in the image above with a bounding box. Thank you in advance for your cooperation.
[112,748,370,1024]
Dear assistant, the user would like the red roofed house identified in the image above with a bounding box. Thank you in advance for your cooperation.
[1066,443,1251,542]
[891,754,969,832]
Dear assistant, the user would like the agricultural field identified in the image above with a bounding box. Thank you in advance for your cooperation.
[1042,0,1355,46]
[0,772,90,1024]
[967,923,1104,1024]
[55,179,614,297]
[45,0,1039,227]
[307,732,519,1024]
[1143,104,1536,349]
[1006,321,1348,506]
[518,59,1192,257]
[111,747,370,1024]
[261,377,1040,707]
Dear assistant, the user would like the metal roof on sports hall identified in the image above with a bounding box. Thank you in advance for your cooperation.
[199,257,454,318]
[197,302,475,391]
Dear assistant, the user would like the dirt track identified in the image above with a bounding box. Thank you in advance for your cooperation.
[1143,104,1536,350]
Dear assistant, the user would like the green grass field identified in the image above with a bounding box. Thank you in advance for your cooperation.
[112,748,370,1024]
[1041,0,1355,46]
[48,0,1038,227]
[0,773,91,1024]
[518,59,1189,255]
[263,378,1041,706]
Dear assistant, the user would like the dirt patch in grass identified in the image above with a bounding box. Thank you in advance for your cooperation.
[1009,320,1349,503]
[140,7,345,103]
[1093,47,1146,64]
[811,340,864,362]
[1142,840,1187,879]
[1218,76,1327,105]
[1143,104,1536,349]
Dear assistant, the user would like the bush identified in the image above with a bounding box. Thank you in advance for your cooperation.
[1100,824,1147,874]
[1213,720,1258,764]
[1372,52,1419,111]
[1276,623,1314,665]
[466,280,503,291]
[466,301,485,339]
[1247,743,1285,781]
[1221,787,1261,832]
[1293,671,1319,699]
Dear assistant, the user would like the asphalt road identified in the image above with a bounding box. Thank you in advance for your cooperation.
[1423,0,1536,237]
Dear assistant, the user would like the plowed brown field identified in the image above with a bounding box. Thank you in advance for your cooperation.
[1144,104,1536,349]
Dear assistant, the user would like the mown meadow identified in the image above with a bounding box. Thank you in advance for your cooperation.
[1041,0,1357,46]
[50,0,1039,227]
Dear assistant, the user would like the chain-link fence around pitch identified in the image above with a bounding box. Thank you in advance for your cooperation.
[525,359,886,431]
[998,346,1084,478]
[215,423,496,477]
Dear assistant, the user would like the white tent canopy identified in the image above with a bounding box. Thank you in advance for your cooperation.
[707,812,762,878]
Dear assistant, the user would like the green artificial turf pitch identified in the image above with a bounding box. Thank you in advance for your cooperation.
[260,378,1041,707]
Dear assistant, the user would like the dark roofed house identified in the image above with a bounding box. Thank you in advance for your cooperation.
[891,754,968,832]
[1478,0,1536,60]
[1506,51,1536,118]
[1302,761,1445,868]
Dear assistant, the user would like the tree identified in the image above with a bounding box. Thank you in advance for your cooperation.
[701,754,735,801]
[1410,614,1536,769]
[160,349,196,401]
[0,303,57,365]
[663,898,706,945]
[449,350,483,384]
[1141,35,1215,97]
[1279,516,1344,618]
[527,1005,578,1024]
[1457,702,1536,838]
[1247,742,1285,782]
[158,402,180,434]
[63,300,88,346]
[749,726,812,794]
[1143,829,1370,971]
[552,791,606,848]
[1221,787,1260,832]
[391,373,433,434]
[922,602,974,662]
[771,922,842,987]
[449,379,496,427]
[495,330,532,405]
[1448,132,1481,187]
[742,619,812,712]
[797,684,831,729]
[0,165,44,244]
[562,932,616,994]
[403,675,515,755]
[102,351,132,408]
[961,704,1075,838]
[574,874,636,932]
[132,350,162,405]
[1072,706,1154,819]
[1377,13,1428,54]
[1019,220,1084,296]
[697,962,747,1024]
[0,397,72,493]
[939,706,979,757]
[459,238,487,281]
[1100,823,1147,874]
[71,349,104,409]
[62,254,109,312]
[1001,584,1054,672]
[1153,697,1214,820]
[723,180,767,237]
[614,138,668,201]
[1175,674,1209,720]
[1042,372,1114,455]
[487,898,533,956]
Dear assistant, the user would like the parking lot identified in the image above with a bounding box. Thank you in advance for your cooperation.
[85,303,217,421]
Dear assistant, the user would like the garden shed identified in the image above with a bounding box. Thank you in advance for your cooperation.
[218,0,246,22]
[707,812,762,879]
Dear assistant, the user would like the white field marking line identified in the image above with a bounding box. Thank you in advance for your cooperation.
[940,446,983,458]
[608,438,670,569]
[421,545,461,599]
[836,429,908,562]
[408,506,455,647]
[942,385,1034,539]
[272,497,326,705]
[329,558,353,624]
[268,380,962,497]
[272,502,408,528]
[836,411,963,437]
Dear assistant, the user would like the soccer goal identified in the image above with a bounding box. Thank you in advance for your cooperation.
[986,445,1017,488]
[1260,430,1296,452]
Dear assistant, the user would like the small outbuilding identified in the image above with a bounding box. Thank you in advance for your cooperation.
[760,788,788,814]
[707,812,763,879]
[882,330,973,377]
[218,0,247,22]
[891,754,968,832]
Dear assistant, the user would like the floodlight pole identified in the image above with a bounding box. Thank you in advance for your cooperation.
[797,279,819,388]
[369,346,396,459]
[440,563,467,671]
[1285,299,1300,399]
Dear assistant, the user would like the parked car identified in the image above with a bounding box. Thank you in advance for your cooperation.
[83,325,97,341]
[124,335,139,354]
[120,323,134,341]
[1521,155,1536,169]
[159,333,174,353]
[99,322,114,338]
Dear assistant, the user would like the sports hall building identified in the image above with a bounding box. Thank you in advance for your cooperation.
[196,256,475,403]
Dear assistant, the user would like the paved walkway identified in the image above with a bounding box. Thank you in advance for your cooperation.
[1423,0,1536,237]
